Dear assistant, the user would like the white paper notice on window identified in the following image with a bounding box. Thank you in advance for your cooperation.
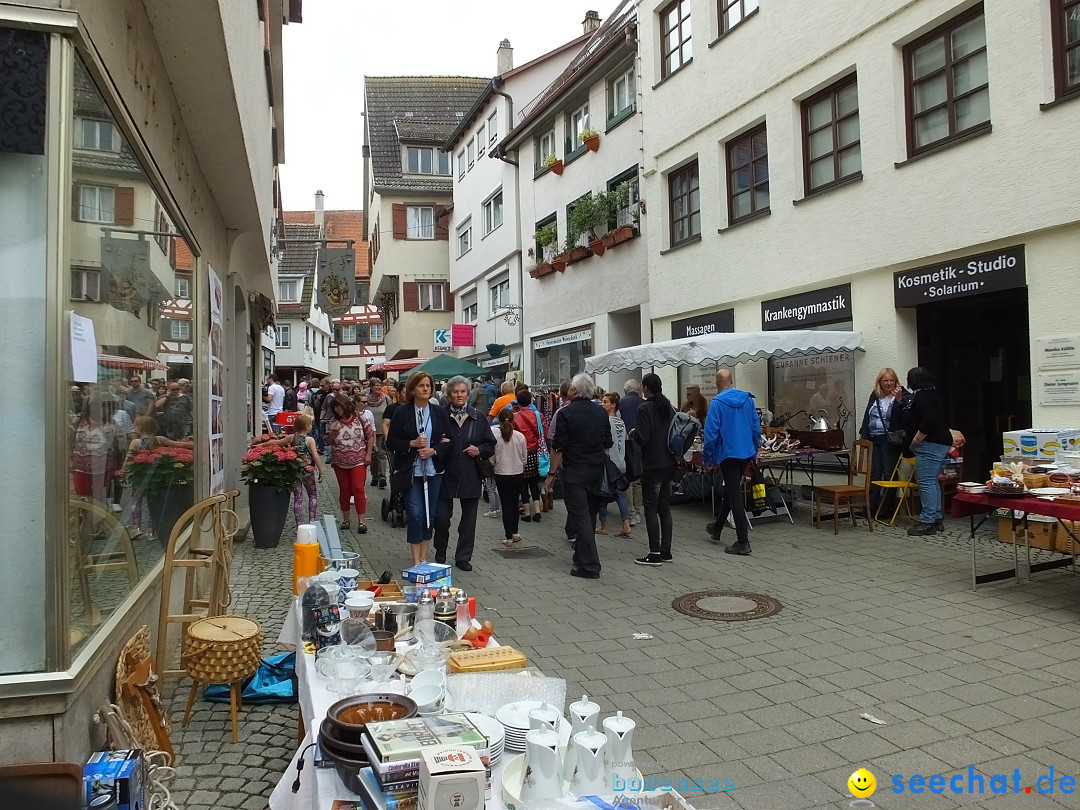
[69,311,98,383]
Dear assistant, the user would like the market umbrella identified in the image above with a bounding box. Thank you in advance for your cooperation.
[409,354,488,380]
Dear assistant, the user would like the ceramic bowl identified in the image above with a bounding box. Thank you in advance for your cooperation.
[407,669,446,693]
[325,692,417,745]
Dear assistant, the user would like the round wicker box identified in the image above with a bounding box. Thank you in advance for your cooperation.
[182,616,261,684]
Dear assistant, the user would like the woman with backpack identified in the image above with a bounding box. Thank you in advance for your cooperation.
[630,374,677,566]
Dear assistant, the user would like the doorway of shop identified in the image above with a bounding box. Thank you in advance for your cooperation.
[916,289,1030,483]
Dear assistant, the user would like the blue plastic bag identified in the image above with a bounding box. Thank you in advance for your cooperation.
[204,651,297,705]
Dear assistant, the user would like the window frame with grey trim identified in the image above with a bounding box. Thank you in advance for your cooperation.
[726,124,770,223]
[668,160,700,246]
[802,75,861,195]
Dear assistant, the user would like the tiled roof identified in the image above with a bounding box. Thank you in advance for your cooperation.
[174,240,194,272]
[364,76,490,192]
[278,274,314,318]
[73,62,143,176]
[282,210,369,278]
[279,222,320,275]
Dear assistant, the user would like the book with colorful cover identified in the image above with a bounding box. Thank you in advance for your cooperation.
[364,713,486,762]
[355,767,418,810]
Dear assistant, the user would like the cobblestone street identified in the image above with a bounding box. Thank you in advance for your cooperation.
[167,474,1080,809]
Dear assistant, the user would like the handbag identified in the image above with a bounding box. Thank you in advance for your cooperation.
[470,416,495,479]
[534,408,551,477]
[874,401,906,447]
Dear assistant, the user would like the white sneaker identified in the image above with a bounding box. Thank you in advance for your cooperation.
[629,513,641,526]
[484,510,501,519]
[111,503,123,513]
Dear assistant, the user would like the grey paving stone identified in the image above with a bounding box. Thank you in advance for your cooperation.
[824,730,901,761]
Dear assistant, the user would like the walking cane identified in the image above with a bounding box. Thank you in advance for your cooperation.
[418,409,431,530]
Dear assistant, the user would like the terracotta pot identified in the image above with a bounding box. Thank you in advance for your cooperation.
[583,134,600,152]
[589,239,606,257]
[532,262,554,278]
[601,233,617,248]
[568,246,591,264]
[552,256,568,273]
[547,160,563,176]
[611,225,634,244]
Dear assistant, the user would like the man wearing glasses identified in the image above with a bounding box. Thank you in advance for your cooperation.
[126,375,155,417]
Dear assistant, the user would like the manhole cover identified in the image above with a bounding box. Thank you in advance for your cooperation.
[672,590,783,622]
[494,546,553,559]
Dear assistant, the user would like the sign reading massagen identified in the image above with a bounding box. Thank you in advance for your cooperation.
[893,245,1025,308]
[761,284,852,330]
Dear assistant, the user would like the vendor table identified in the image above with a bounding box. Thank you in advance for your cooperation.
[952,492,1080,589]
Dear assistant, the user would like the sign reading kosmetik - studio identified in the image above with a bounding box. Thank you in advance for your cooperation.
[893,245,1026,308]
[761,284,851,330]
[671,308,735,340]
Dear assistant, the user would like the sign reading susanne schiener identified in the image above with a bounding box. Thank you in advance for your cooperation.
[761,284,851,330]
[894,245,1025,308]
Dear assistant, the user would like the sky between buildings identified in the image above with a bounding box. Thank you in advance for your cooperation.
[279,0,607,211]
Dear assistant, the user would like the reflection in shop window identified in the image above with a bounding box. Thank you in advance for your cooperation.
[532,335,593,387]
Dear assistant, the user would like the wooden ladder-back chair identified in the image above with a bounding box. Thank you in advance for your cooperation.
[155,490,240,679]
[872,453,919,526]
[814,438,875,535]
[70,497,139,626]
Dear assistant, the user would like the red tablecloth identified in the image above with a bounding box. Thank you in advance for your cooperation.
[952,491,1080,522]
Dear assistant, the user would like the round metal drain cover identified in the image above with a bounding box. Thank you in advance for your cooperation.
[672,590,783,622]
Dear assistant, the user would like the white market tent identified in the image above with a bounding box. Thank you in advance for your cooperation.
[584,330,864,373]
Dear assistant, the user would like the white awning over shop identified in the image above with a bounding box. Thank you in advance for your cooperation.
[584,330,864,373]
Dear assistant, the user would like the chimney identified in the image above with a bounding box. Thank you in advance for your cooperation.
[582,10,601,34]
[496,39,513,75]
[314,189,325,233]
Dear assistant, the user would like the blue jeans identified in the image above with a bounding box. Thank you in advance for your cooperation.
[404,473,443,544]
[913,441,951,522]
[598,489,630,524]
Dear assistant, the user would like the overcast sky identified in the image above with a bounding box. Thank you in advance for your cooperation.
[278,0,606,212]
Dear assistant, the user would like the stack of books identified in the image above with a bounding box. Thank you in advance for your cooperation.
[357,714,491,809]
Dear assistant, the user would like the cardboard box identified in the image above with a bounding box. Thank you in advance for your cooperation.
[1002,429,1080,460]
[402,563,452,585]
[419,747,486,810]
[83,750,146,810]
[997,517,1078,552]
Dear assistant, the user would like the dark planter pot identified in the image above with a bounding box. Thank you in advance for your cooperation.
[249,482,291,548]
[147,484,195,548]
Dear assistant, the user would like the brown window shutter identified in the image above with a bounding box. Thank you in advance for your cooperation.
[402,281,419,311]
[442,282,452,312]
[71,184,82,220]
[392,204,407,239]
[115,187,135,226]
[435,211,449,241]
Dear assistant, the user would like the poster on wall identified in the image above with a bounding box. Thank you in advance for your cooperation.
[769,351,856,444]
[208,266,225,495]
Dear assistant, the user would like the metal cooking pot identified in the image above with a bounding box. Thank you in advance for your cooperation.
[372,603,418,635]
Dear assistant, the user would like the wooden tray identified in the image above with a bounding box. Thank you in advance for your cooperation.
[356,580,404,602]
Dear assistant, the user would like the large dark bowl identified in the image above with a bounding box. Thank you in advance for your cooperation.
[320,717,369,758]
[325,692,418,745]
[319,734,369,794]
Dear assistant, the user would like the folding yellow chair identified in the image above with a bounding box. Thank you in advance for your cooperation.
[872,454,918,526]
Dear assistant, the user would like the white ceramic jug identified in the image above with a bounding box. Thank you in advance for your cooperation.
[564,694,600,782]
[521,726,563,802]
[603,711,637,785]
[528,701,562,732]
[569,729,608,796]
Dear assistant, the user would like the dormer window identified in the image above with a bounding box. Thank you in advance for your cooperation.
[405,146,451,176]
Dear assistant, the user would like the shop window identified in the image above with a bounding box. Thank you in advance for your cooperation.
[1052,0,1080,99]
[660,0,693,79]
[802,75,861,194]
[904,8,990,154]
[532,330,593,387]
[340,366,360,380]
[668,160,700,245]
[726,125,769,222]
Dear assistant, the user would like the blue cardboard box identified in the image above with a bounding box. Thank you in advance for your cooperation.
[84,749,146,810]
[402,562,452,584]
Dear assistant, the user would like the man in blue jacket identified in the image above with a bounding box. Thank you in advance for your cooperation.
[703,368,761,555]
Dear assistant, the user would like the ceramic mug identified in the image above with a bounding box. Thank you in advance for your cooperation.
[408,669,446,693]
[409,684,444,714]
[336,568,360,604]
[344,591,375,619]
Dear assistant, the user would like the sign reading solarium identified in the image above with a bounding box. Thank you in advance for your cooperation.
[894,245,1025,308]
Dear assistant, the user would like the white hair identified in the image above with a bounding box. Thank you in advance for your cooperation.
[571,372,595,400]
[623,378,641,394]
[446,375,470,392]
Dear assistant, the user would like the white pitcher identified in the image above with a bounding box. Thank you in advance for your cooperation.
[564,694,600,782]
[569,729,608,796]
[520,726,563,802]
[603,711,636,785]
[528,701,562,732]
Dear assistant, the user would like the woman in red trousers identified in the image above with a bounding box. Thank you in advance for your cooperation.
[325,393,374,533]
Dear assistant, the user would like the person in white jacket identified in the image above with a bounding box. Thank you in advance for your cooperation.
[492,409,527,546]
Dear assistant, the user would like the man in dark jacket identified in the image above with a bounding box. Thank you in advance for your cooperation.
[619,378,646,526]
[433,376,496,570]
[631,374,676,566]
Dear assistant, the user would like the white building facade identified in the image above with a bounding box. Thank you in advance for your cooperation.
[637,0,1080,475]
[498,4,650,394]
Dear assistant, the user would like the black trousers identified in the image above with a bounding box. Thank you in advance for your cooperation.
[563,481,602,575]
[433,497,479,563]
[494,475,524,540]
[640,469,674,556]
[713,457,753,544]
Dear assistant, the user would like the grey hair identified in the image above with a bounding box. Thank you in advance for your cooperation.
[501,380,515,393]
[446,375,470,393]
[571,372,595,400]
[623,378,641,394]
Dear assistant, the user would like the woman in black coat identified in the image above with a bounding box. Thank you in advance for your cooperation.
[858,367,910,515]
[901,366,954,536]
[386,372,452,565]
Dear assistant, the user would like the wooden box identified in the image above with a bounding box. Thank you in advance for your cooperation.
[355,580,405,602]
[790,429,846,450]
[996,517,1077,553]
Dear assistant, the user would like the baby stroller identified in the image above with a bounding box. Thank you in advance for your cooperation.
[380,450,407,528]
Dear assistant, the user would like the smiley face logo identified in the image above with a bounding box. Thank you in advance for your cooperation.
[848,768,876,798]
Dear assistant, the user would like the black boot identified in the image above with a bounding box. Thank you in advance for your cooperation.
[907,521,937,536]
[724,540,752,555]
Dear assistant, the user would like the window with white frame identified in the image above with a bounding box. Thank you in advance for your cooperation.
[457,219,473,257]
[487,111,498,145]
[70,268,101,301]
[477,122,486,156]
[457,149,465,179]
[341,325,358,343]
[608,169,641,227]
[489,276,510,314]
[77,185,115,223]
[482,189,504,235]
[279,279,299,301]
[537,129,556,168]
[170,319,191,340]
[566,103,590,151]
[174,277,190,299]
[467,138,475,169]
[462,291,478,324]
[405,146,452,175]
[419,282,446,311]
[608,67,636,119]
[407,206,435,239]
[276,324,291,348]
[369,323,383,343]
[75,118,120,152]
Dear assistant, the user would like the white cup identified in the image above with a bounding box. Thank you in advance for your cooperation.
[407,669,446,694]
[409,684,444,714]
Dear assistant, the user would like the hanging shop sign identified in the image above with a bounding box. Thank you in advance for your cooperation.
[761,284,851,330]
[315,247,356,316]
[671,308,735,340]
[433,329,453,352]
[482,356,509,368]
[1037,334,1080,370]
[893,245,1025,308]
[451,324,475,347]
[533,328,592,350]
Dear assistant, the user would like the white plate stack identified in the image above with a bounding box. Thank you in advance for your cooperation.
[465,712,506,765]
[495,700,565,752]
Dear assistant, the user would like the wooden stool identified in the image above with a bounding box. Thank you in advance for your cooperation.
[181,615,261,743]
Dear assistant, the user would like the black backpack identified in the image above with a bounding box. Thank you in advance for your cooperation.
[667,411,701,459]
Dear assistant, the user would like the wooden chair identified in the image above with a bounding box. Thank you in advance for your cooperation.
[69,497,139,625]
[872,453,919,526]
[814,438,874,534]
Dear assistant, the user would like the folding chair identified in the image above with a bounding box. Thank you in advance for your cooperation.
[872,454,918,526]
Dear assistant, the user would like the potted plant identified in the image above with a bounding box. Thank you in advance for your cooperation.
[579,128,600,152]
[241,439,309,548]
[533,223,559,274]
[569,190,618,257]
[125,446,195,547]
[543,154,563,176]
[609,181,637,244]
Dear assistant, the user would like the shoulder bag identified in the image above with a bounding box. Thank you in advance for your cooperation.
[535,408,550,478]
[874,401,906,447]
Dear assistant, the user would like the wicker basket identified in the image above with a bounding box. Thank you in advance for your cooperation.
[1023,473,1050,490]
[182,615,261,684]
